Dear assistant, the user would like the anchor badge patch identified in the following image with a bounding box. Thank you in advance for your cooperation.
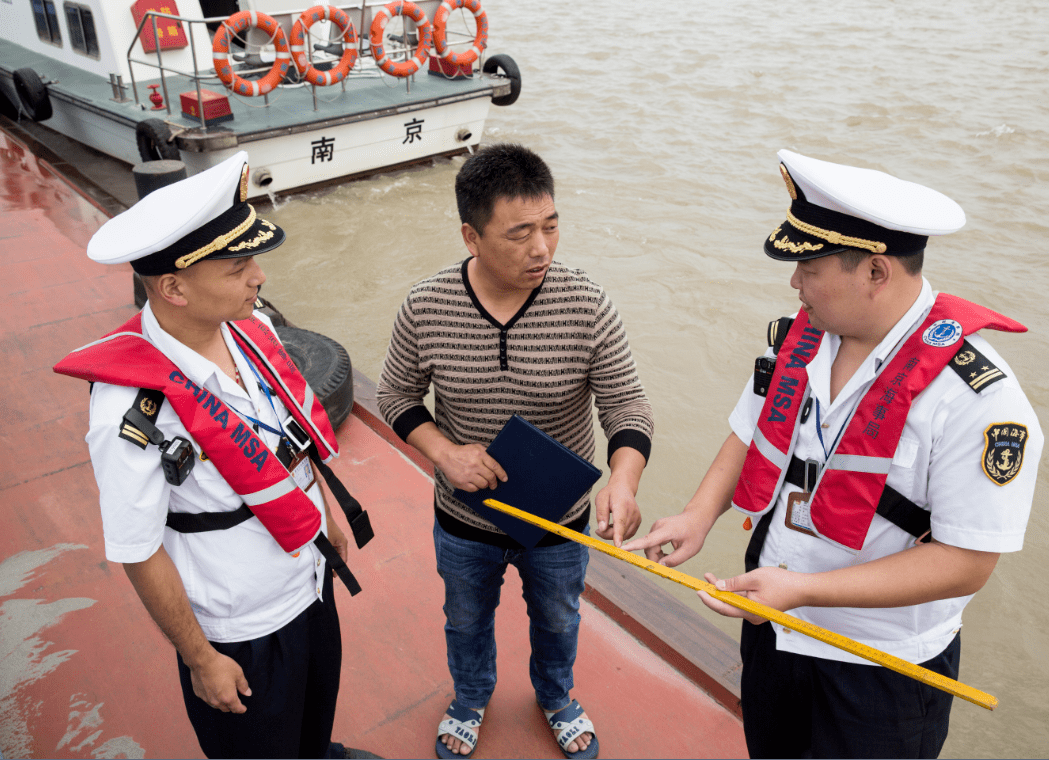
[982,422,1028,486]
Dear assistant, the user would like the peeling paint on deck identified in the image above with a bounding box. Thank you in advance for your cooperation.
[0,545,142,759]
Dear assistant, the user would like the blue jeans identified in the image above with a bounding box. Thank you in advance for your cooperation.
[433,518,590,712]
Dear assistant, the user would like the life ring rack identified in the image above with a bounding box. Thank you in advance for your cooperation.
[290,5,359,86]
[432,0,488,68]
[212,10,292,97]
[369,1,433,78]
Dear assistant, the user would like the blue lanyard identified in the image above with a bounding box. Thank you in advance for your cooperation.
[813,398,848,461]
[234,343,287,439]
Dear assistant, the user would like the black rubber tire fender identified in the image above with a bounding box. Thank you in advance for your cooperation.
[13,68,52,121]
[0,78,20,120]
[482,53,521,107]
[275,325,355,431]
[136,118,180,162]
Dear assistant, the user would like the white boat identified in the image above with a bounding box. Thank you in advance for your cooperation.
[0,0,519,197]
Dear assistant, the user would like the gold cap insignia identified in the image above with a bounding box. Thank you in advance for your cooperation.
[239,164,249,203]
[779,164,798,201]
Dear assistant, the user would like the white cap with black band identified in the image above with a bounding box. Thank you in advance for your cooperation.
[765,150,966,261]
[87,151,286,275]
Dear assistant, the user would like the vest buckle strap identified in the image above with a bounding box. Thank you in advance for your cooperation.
[313,533,362,596]
[309,449,374,550]
[349,510,375,548]
[785,454,930,541]
[284,417,311,453]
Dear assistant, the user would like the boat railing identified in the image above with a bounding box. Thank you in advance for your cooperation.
[126,2,482,130]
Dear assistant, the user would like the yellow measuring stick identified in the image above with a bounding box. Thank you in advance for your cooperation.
[483,498,997,711]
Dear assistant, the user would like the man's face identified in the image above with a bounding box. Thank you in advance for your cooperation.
[789,254,869,334]
[464,194,559,293]
[178,255,267,324]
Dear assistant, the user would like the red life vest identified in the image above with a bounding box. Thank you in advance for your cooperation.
[53,312,339,554]
[733,293,1026,552]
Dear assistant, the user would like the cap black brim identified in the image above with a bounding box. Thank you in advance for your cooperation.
[208,215,286,260]
[764,220,846,261]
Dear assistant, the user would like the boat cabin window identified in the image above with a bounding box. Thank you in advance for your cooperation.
[30,0,63,46]
[64,2,100,58]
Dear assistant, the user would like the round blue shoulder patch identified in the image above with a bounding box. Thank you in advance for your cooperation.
[923,319,963,348]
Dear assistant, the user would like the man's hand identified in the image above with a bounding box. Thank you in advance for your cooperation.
[594,480,641,546]
[327,514,349,562]
[624,433,748,566]
[596,446,647,546]
[623,510,713,567]
[696,568,809,624]
[321,488,349,562]
[189,649,252,713]
[704,541,1001,619]
[123,547,255,713]
[436,443,508,492]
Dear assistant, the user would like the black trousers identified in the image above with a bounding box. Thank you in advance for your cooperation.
[740,620,960,759]
[178,571,342,759]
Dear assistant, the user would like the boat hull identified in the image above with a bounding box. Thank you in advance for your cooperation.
[180,93,491,196]
[1,31,508,196]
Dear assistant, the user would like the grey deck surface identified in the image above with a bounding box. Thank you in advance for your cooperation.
[1,36,497,135]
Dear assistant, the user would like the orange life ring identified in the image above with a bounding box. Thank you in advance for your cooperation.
[433,0,487,67]
[369,1,433,78]
[290,5,359,86]
[212,11,291,97]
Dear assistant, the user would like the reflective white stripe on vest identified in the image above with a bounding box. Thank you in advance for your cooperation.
[241,477,297,506]
[301,381,317,420]
[751,426,789,470]
[70,331,151,354]
[824,453,893,475]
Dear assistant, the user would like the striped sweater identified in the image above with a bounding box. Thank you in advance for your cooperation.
[376,259,654,537]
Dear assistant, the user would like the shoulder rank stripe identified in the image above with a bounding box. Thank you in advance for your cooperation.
[119,424,150,447]
[948,339,1007,393]
[119,388,166,449]
[768,317,795,354]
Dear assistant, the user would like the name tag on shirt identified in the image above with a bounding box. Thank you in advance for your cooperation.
[290,450,316,493]
[784,491,818,537]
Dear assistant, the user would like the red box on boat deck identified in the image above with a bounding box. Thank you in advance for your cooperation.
[428,56,473,79]
[179,89,234,125]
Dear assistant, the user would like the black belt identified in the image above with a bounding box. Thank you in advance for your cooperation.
[165,434,373,596]
[783,455,932,540]
[745,455,931,572]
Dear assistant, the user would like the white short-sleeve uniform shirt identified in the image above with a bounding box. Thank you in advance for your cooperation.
[729,279,1042,664]
[86,302,329,643]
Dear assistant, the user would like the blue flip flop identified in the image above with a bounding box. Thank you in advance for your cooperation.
[436,700,485,759]
[544,699,599,759]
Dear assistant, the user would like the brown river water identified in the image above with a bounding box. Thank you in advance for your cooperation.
[258,1,1049,755]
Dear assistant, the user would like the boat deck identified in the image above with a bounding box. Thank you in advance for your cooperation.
[0,124,747,759]
[0,36,501,138]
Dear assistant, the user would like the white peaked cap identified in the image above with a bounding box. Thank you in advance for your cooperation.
[778,149,966,236]
[766,150,966,261]
[86,151,284,275]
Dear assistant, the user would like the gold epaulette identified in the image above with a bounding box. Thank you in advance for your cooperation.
[947,339,1007,393]
[119,388,165,449]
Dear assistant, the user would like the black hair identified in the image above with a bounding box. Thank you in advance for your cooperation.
[455,143,555,236]
[838,248,924,276]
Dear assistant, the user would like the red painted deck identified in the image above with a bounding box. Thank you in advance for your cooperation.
[0,125,747,759]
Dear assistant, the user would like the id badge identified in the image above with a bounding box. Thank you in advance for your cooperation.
[290,450,316,492]
[784,491,818,537]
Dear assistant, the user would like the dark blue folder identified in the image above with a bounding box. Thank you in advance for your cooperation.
[452,415,602,548]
